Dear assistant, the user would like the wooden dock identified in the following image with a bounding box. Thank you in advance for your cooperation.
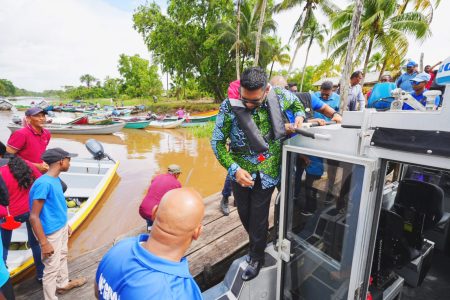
[14,192,276,299]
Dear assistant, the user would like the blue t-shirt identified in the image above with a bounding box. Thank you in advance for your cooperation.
[402,89,441,110]
[0,232,9,287]
[314,91,340,121]
[396,72,418,93]
[29,174,68,235]
[96,234,202,300]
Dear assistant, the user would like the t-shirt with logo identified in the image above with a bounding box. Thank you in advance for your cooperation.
[29,174,67,235]
[402,89,441,110]
[96,234,202,300]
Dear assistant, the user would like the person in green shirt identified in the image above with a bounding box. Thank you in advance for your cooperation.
[211,67,305,281]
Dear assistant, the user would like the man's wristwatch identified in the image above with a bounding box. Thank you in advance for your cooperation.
[331,111,339,118]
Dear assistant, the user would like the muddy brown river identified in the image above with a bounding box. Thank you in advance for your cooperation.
[0,111,226,258]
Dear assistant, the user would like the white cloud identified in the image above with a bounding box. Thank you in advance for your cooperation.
[0,0,149,91]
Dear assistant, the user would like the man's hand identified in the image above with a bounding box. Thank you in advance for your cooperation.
[307,118,326,126]
[284,123,295,134]
[294,116,304,129]
[35,162,49,173]
[236,168,254,188]
[331,113,342,123]
[68,226,73,237]
[41,242,54,258]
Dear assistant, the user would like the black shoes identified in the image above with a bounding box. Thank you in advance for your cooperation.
[241,258,264,281]
[220,196,230,216]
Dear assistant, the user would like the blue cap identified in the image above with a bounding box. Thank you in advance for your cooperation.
[406,61,417,68]
[25,107,47,116]
[410,72,431,83]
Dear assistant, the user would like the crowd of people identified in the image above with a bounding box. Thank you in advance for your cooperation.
[0,59,445,299]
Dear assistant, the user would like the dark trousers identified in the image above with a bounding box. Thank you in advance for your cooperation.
[232,176,275,261]
[1,212,44,279]
[221,176,232,198]
[0,279,15,300]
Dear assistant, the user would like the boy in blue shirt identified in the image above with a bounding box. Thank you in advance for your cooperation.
[96,188,204,300]
[403,72,441,110]
[29,148,86,300]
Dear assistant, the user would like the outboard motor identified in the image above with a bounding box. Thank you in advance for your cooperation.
[85,139,115,162]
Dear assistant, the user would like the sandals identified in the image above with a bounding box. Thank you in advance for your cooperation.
[56,277,87,295]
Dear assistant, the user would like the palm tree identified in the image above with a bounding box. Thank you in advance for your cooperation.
[312,58,341,82]
[299,19,326,91]
[274,0,339,76]
[80,74,97,88]
[236,0,241,79]
[215,0,276,73]
[266,37,291,78]
[254,0,268,66]
[368,52,384,72]
[330,0,430,87]
[398,0,441,21]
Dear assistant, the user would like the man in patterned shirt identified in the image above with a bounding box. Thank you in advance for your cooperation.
[211,67,305,281]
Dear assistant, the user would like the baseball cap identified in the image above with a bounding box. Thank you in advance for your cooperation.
[320,81,334,90]
[41,148,78,164]
[410,72,431,83]
[168,164,181,174]
[406,61,417,68]
[25,107,48,117]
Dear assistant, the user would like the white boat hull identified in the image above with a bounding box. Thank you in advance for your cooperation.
[147,118,184,129]
[7,122,125,135]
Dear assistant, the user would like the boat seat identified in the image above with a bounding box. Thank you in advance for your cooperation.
[64,188,94,198]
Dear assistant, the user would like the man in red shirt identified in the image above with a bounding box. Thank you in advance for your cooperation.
[139,164,182,230]
[6,107,51,173]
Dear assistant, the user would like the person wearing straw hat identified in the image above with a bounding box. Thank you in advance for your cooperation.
[29,148,86,300]
[139,164,182,230]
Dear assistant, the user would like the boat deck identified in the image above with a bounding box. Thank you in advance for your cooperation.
[14,192,276,299]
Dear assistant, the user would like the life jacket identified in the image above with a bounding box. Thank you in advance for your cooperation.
[229,88,286,153]
[294,92,313,120]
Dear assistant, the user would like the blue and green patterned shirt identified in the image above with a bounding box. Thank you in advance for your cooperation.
[211,87,305,189]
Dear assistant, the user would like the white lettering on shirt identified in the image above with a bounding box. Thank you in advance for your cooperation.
[98,273,119,300]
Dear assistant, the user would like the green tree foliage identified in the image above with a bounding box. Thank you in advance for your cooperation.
[133,0,236,102]
[266,36,290,78]
[117,54,163,98]
[330,0,430,85]
[0,79,16,96]
[289,66,317,92]
[79,74,97,88]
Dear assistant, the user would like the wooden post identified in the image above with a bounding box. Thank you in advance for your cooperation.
[420,52,424,72]
[339,0,364,114]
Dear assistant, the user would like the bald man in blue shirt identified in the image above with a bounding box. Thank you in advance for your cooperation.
[95,188,204,300]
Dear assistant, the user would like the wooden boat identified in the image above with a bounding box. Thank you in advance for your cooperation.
[0,98,13,111]
[7,157,119,278]
[112,117,150,129]
[7,122,125,135]
[147,118,184,129]
[164,113,218,127]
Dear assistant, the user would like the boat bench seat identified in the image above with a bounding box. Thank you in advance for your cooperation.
[64,188,94,198]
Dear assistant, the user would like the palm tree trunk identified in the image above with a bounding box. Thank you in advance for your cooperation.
[254,0,267,67]
[287,29,304,76]
[360,37,374,87]
[236,0,241,80]
[300,38,313,92]
[339,0,364,113]
[398,0,410,15]
[378,56,388,81]
[269,61,275,78]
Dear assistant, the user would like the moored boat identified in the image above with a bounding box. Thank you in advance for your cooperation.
[113,120,150,129]
[147,118,184,129]
[0,98,13,111]
[7,155,119,278]
[7,122,125,135]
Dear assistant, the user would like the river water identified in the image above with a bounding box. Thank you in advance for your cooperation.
[0,111,226,258]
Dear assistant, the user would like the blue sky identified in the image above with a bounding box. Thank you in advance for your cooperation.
[1,0,449,91]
